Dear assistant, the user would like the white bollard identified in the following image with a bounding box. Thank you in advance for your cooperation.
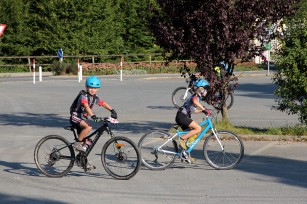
[80,65,83,81]
[120,57,123,82]
[77,59,81,83]
[39,66,42,81]
[33,59,36,84]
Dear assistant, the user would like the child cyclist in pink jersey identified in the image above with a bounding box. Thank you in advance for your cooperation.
[70,76,117,152]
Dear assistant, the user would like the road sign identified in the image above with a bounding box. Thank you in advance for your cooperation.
[57,49,63,59]
[265,43,272,50]
[0,24,7,37]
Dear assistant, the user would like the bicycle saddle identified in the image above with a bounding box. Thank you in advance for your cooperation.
[64,126,77,131]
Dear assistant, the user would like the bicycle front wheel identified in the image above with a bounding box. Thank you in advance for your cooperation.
[172,87,193,108]
[34,135,75,177]
[225,92,234,110]
[203,130,244,170]
[101,136,141,180]
[138,131,178,170]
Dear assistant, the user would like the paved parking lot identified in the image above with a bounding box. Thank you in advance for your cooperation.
[0,74,305,204]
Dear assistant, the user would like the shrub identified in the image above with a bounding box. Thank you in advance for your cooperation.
[51,61,78,75]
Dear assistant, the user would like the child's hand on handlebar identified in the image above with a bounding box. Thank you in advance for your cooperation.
[110,109,118,119]
[202,109,211,116]
[91,115,102,122]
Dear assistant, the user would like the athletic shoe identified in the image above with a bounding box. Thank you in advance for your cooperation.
[73,142,85,152]
[178,138,187,150]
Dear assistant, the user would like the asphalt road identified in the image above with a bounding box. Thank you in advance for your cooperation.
[0,73,306,204]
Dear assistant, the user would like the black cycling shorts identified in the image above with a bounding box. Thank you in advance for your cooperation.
[70,112,89,134]
[175,111,193,131]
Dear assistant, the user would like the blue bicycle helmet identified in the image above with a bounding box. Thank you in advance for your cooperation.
[85,76,101,88]
[195,79,210,88]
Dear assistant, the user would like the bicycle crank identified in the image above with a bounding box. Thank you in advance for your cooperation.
[180,150,191,164]
[76,152,90,171]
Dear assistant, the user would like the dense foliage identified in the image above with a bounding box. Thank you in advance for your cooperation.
[0,0,157,57]
[149,0,300,117]
[273,0,307,124]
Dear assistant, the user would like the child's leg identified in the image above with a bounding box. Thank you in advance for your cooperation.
[181,121,201,140]
[78,120,92,142]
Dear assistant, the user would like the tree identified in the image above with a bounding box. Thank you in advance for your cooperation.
[28,0,125,55]
[149,0,300,121]
[273,0,307,125]
[0,0,157,57]
[0,0,31,56]
[117,0,156,54]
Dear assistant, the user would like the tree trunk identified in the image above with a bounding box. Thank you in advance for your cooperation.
[221,104,230,124]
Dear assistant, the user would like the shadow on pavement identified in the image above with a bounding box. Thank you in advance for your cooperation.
[161,148,307,189]
[235,82,277,99]
[0,112,174,134]
[0,193,67,204]
[0,113,67,128]
[0,160,40,177]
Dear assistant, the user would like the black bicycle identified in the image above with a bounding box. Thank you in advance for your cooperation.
[34,117,141,180]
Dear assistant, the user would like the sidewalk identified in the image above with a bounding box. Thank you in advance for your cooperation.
[0,72,54,77]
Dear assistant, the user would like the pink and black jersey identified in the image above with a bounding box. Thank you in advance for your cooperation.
[71,92,105,116]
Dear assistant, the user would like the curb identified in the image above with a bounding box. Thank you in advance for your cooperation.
[239,134,307,142]
[0,70,276,78]
[0,72,53,77]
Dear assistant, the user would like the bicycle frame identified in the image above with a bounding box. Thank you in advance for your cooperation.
[183,87,192,100]
[68,122,113,157]
[157,116,224,156]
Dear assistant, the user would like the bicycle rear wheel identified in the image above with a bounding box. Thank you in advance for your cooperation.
[203,130,244,170]
[101,136,141,180]
[34,135,75,177]
[172,87,193,108]
[138,131,178,170]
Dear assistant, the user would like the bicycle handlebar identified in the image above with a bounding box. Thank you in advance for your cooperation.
[204,110,218,121]
[100,117,119,124]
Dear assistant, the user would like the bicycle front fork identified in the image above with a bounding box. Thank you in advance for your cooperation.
[211,128,224,151]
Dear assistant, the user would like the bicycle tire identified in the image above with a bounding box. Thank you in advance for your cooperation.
[138,131,178,170]
[203,130,244,170]
[34,135,75,177]
[226,92,234,110]
[101,136,141,180]
[172,87,193,108]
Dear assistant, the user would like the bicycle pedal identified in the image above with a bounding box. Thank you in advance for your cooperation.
[180,151,191,164]
[86,165,96,171]
[159,135,169,139]
[181,158,191,164]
